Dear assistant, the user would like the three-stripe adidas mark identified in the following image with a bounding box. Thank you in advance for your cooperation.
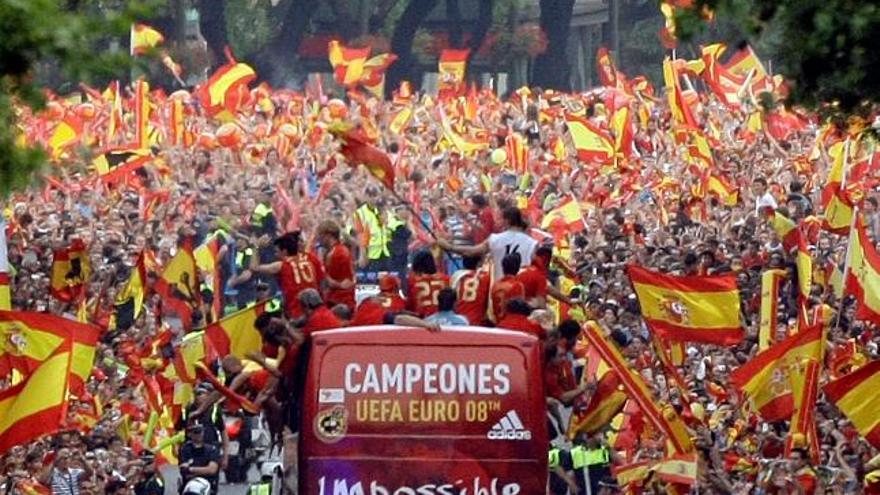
[486,410,532,440]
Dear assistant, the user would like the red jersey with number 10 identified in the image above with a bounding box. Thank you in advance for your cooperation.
[279,253,324,318]
[454,270,490,325]
[406,273,450,317]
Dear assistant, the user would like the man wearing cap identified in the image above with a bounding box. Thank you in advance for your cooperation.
[179,423,221,493]
[180,383,228,471]
[133,453,163,495]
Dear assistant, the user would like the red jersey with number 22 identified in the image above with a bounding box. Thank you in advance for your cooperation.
[279,253,324,318]
[407,273,449,317]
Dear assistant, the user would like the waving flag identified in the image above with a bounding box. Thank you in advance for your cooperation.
[361,53,398,98]
[541,198,586,233]
[113,252,147,331]
[564,113,614,163]
[758,269,786,350]
[596,47,626,89]
[194,234,225,320]
[845,222,880,324]
[581,321,694,454]
[772,210,799,251]
[205,301,267,359]
[730,324,823,421]
[796,231,813,302]
[134,80,151,149]
[196,55,256,119]
[330,125,395,190]
[438,49,470,99]
[0,342,73,454]
[154,239,201,329]
[50,239,91,303]
[663,57,698,129]
[92,147,152,183]
[627,264,743,345]
[130,23,164,56]
[328,40,371,87]
[821,141,857,234]
[47,113,83,158]
[824,360,880,449]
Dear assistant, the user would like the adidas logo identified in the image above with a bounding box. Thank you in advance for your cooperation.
[486,410,532,440]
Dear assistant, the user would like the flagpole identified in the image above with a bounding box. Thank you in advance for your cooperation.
[834,205,859,331]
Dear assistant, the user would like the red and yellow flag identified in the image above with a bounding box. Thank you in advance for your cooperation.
[540,198,586,233]
[627,264,743,345]
[772,210,799,251]
[134,80,151,149]
[821,141,858,234]
[0,342,73,454]
[196,58,256,119]
[361,53,398,98]
[581,321,693,454]
[205,301,267,359]
[130,23,164,56]
[564,113,614,163]
[194,235,225,320]
[596,47,626,89]
[730,324,823,421]
[655,454,699,485]
[569,369,627,437]
[154,239,201,329]
[50,239,91,303]
[663,57,699,129]
[47,112,83,158]
[796,229,813,302]
[845,222,880,324]
[758,269,786,350]
[438,49,470,99]
[824,360,880,449]
[331,126,395,190]
[92,147,152,183]
[328,40,371,87]
[113,252,147,331]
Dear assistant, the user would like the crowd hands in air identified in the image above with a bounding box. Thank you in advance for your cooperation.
[2,51,880,495]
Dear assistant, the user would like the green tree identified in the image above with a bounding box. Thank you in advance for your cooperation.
[0,0,152,199]
[675,0,880,117]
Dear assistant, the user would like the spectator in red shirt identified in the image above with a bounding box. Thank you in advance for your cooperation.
[491,253,525,321]
[496,299,545,338]
[317,220,356,310]
[298,289,343,336]
[468,194,495,244]
[352,274,407,326]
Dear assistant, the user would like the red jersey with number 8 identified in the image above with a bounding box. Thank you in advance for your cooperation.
[279,253,324,318]
[454,270,490,325]
[406,273,450,317]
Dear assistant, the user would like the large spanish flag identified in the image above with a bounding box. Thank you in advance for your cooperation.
[824,360,880,449]
[821,140,857,234]
[845,222,880,324]
[730,323,823,421]
[438,48,470,98]
[331,125,395,190]
[663,57,698,129]
[50,239,91,303]
[0,342,72,454]
[581,321,693,454]
[0,219,9,310]
[205,300,267,359]
[627,264,743,345]
[564,113,614,163]
[0,310,99,395]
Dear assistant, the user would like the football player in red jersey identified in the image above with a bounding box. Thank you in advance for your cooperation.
[248,231,324,319]
[406,250,449,317]
[316,220,356,310]
[452,255,490,326]
[490,253,525,322]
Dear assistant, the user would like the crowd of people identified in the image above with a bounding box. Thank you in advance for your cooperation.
[1,42,880,495]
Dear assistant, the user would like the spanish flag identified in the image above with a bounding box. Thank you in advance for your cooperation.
[730,323,823,421]
[169,97,185,146]
[50,239,91,303]
[786,352,822,463]
[327,40,371,87]
[627,264,743,345]
[196,57,256,118]
[663,57,699,129]
[113,252,147,331]
[821,140,857,234]
[330,125,395,190]
[194,235,225,320]
[772,210,799,251]
[581,320,693,454]
[205,301,267,359]
[47,113,83,158]
[611,106,634,159]
[824,360,880,449]
[361,53,398,98]
[389,106,412,135]
[655,454,699,485]
[438,48,470,99]
[845,222,880,325]
[154,239,201,329]
[134,79,151,149]
[541,198,586,233]
[130,23,164,56]
[564,113,614,163]
[796,230,813,302]
[0,342,72,454]
[758,269,786,350]
[0,311,98,396]
[707,173,738,206]
[569,369,626,437]
[596,47,624,89]
[0,219,9,310]
[613,461,651,488]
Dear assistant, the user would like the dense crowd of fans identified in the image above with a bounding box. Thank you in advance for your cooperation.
[1,65,880,495]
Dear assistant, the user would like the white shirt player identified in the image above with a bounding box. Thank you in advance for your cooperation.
[487,230,537,279]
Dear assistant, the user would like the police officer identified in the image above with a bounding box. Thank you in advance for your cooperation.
[133,453,164,495]
[179,423,221,493]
